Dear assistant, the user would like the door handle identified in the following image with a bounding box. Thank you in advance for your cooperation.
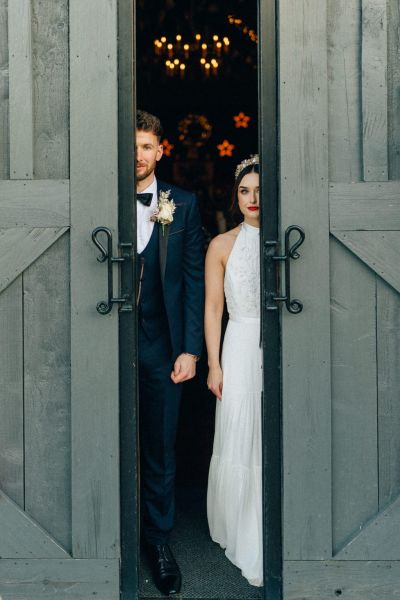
[91,226,134,314]
[264,225,305,314]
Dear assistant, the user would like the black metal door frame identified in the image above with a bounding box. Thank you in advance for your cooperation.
[118,1,139,599]
[117,0,283,598]
[259,1,283,599]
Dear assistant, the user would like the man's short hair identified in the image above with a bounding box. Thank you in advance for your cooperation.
[137,110,164,141]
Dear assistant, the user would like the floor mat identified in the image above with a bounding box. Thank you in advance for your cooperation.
[139,486,264,599]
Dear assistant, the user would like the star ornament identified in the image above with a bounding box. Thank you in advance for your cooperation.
[217,139,235,157]
[234,112,251,128]
[162,138,174,157]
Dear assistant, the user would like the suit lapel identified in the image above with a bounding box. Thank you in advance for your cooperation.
[157,180,170,287]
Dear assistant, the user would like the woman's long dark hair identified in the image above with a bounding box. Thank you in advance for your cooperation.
[230,163,260,223]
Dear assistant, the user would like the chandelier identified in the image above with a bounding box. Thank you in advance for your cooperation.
[154,32,231,78]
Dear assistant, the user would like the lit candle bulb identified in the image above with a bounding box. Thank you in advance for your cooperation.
[167,43,173,57]
[216,41,222,56]
[183,43,190,59]
[223,37,230,54]
[154,39,160,56]
[205,62,211,77]
[180,63,186,78]
[201,43,207,57]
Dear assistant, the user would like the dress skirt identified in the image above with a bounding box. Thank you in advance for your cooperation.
[207,317,263,587]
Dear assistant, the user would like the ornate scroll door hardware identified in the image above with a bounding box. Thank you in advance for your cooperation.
[264,225,305,314]
[92,226,134,314]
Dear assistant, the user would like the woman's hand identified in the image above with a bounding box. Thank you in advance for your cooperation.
[207,366,223,400]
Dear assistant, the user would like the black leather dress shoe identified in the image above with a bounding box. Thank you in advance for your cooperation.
[145,543,182,596]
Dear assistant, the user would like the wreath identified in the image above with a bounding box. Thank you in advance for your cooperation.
[178,114,212,147]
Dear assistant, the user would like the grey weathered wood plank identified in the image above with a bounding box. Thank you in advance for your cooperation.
[361,0,388,181]
[0,277,23,507]
[334,493,400,560]
[70,0,120,558]
[330,239,378,554]
[0,227,68,294]
[24,234,71,552]
[377,279,400,508]
[0,559,119,598]
[280,0,332,559]
[333,231,400,294]
[0,489,70,558]
[0,179,70,226]
[329,181,400,230]
[8,0,34,179]
[388,0,400,180]
[0,0,9,179]
[327,0,362,182]
[32,0,69,179]
[284,560,400,599]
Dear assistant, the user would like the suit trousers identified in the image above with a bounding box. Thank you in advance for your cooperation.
[138,323,182,545]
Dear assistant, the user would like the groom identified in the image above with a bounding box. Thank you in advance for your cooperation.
[136,110,204,595]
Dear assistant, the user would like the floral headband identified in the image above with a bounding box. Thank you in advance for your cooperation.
[234,154,259,179]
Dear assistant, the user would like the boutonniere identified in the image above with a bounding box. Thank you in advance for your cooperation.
[151,189,176,234]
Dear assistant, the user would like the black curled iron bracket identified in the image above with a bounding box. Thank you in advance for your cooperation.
[91,226,134,314]
[264,225,305,314]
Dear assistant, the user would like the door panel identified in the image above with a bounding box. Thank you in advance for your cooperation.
[281,0,400,595]
[0,0,120,596]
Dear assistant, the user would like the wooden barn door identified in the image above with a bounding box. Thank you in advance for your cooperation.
[0,1,122,597]
[280,1,400,597]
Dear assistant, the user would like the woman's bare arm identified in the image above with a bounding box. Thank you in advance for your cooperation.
[205,234,233,399]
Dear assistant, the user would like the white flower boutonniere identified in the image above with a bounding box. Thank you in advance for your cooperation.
[151,189,176,235]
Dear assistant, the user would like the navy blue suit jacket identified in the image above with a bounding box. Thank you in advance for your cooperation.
[157,179,204,360]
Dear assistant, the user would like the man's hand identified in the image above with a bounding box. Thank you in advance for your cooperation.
[171,353,197,384]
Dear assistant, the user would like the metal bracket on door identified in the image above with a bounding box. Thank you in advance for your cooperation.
[91,226,134,314]
[264,225,305,314]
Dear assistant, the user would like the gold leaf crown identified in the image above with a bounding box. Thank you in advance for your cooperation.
[234,154,259,179]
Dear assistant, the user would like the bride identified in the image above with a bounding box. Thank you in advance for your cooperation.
[205,155,263,587]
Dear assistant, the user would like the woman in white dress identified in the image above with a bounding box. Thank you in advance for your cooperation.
[205,155,263,587]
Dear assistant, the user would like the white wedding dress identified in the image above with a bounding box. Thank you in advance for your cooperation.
[207,221,263,587]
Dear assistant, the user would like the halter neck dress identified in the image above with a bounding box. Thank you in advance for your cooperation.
[207,221,263,587]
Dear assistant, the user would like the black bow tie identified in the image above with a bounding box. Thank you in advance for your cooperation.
[137,193,153,207]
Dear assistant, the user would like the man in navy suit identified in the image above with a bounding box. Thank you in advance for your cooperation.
[136,110,204,595]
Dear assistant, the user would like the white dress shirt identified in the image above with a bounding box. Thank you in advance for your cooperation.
[137,177,158,254]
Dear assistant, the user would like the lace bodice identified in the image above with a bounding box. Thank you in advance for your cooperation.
[224,222,260,320]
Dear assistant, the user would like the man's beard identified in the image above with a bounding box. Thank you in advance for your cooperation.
[136,161,156,182]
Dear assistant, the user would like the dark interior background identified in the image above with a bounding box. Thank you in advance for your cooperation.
[137,0,258,487]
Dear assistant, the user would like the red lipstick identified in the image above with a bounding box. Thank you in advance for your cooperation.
[248,206,259,212]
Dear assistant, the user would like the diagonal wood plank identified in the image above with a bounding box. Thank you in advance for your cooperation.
[0,227,68,294]
[334,493,400,560]
[329,181,400,230]
[0,180,70,226]
[0,489,70,558]
[333,231,400,294]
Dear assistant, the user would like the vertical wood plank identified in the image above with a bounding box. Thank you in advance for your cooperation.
[0,277,24,507]
[8,0,34,179]
[280,0,332,559]
[362,0,388,181]
[330,239,378,553]
[0,0,9,179]
[70,0,120,558]
[387,0,400,180]
[24,234,71,552]
[327,0,362,182]
[377,279,400,508]
[32,0,69,179]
